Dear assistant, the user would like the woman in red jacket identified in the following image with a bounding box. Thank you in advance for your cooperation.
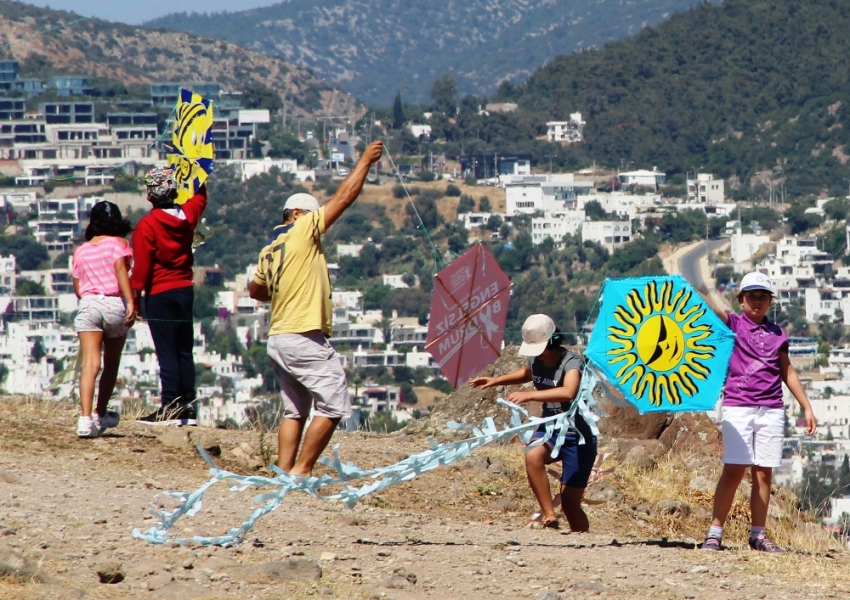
[131,167,207,425]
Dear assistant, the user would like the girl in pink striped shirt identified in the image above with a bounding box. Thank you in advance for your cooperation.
[71,201,134,438]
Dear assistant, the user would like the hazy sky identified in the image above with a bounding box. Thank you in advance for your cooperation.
[21,1,282,25]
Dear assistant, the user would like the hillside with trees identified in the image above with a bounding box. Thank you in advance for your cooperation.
[0,0,360,116]
[491,0,850,197]
[365,0,850,199]
[144,0,712,106]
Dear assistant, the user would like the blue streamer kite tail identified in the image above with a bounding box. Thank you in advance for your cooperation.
[133,389,605,547]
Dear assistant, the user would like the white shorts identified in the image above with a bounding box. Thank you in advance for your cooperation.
[266,331,351,420]
[721,406,785,468]
[74,295,129,339]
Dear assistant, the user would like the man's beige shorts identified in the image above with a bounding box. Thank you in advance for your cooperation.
[266,331,351,419]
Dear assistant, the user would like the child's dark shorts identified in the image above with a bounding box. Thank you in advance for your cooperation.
[531,428,598,488]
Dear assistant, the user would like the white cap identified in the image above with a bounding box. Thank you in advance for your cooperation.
[740,271,774,295]
[283,193,320,212]
[518,314,557,357]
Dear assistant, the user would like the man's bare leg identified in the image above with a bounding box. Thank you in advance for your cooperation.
[289,416,340,477]
[277,417,307,472]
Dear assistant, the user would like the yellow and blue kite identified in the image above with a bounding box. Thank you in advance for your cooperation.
[585,275,734,413]
[165,88,215,205]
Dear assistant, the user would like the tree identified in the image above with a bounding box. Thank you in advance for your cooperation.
[193,285,219,320]
[479,196,491,212]
[457,194,475,214]
[30,337,45,364]
[585,200,609,221]
[430,74,458,115]
[392,91,404,130]
[111,173,140,193]
[15,278,45,296]
[242,83,283,112]
[0,236,49,270]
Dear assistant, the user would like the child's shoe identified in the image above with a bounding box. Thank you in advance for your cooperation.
[700,536,722,551]
[76,416,100,438]
[749,537,784,553]
[93,411,120,432]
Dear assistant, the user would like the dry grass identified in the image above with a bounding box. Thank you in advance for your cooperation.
[309,179,506,230]
[614,452,841,554]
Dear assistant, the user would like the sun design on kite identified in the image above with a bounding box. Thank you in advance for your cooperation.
[606,280,716,406]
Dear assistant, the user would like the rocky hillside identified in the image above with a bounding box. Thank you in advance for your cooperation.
[145,0,714,105]
[0,0,361,117]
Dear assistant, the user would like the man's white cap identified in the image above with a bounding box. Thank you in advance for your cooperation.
[740,271,774,295]
[283,193,320,212]
[518,314,557,357]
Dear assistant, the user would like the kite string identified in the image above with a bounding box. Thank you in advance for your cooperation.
[383,150,443,273]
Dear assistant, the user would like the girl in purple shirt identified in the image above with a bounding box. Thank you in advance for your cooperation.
[702,272,816,553]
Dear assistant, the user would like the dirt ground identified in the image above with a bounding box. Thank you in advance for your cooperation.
[1,397,849,600]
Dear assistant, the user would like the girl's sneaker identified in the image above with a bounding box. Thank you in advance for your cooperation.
[76,416,100,438]
[93,411,120,432]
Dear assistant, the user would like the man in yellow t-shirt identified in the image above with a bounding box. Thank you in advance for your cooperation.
[250,141,383,477]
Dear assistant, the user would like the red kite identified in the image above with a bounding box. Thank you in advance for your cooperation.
[426,244,511,387]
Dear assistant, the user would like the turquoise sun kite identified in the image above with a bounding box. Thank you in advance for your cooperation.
[585,275,735,414]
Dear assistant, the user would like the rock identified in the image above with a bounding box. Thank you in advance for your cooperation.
[319,552,336,561]
[654,499,691,518]
[392,567,417,584]
[229,557,322,582]
[152,582,220,599]
[319,587,334,595]
[657,412,722,455]
[536,593,564,600]
[32,584,85,599]
[488,498,518,512]
[584,482,625,504]
[157,428,190,449]
[147,573,175,590]
[385,574,411,589]
[570,581,608,594]
[127,557,169,577]
[688,476,715,493]
[189,431,221,457]
[597,401,672,439]
[690,565,710,574]
[0,546,48,582]
[624,445,658,471]
[0,470,21,484]
[96,561,124,584]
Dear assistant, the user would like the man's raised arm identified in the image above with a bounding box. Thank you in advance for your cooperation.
[323,141,383,230]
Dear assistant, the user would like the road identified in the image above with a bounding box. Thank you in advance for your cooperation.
[677,237,729,291]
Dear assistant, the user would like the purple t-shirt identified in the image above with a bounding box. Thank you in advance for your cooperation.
[723,312,788,409]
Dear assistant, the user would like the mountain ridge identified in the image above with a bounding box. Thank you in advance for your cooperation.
[145,0,714,106]
[0,0,362,117]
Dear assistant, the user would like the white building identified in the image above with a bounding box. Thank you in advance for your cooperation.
[618,168,666,188]
[0,255,16,295]
[730,232,771,265]
[224,157,298,182]
[581,220,632,252]
[457,212,495,230]
[408,124,432,139]
[546,113,585,143]
[686,173,724,204]
[531,211,585,245]
[805,287,843,323]
[336,243,364,258]
[383,273,419,289]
